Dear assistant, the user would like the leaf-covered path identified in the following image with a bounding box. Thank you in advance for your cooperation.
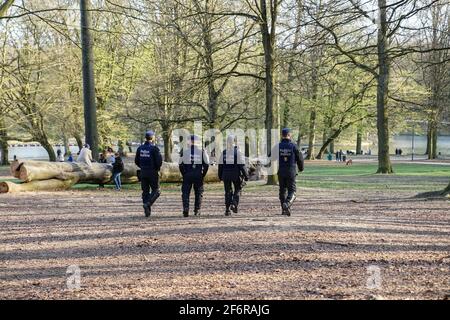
[0,186,449,299]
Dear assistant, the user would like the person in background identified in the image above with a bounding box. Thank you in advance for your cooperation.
[67,152,73,162]
[99,152,107,164]
[106,148,115,164]
[98,152,108,188]
[327,152,333,161]
[56,149,64,162]
[112,152,124,191]
[77,144,93,166]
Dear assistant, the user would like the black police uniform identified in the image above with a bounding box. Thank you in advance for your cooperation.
[218,146,249,215]
[179,145,209,216]
[277,138,304,215]
[135,141,163,217]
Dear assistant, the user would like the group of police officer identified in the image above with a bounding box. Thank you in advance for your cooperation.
[134,128,304,218]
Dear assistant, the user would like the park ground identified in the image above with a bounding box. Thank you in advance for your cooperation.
[0,161,449,300]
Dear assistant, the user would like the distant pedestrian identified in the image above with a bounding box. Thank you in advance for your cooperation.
[335,151,339,162]
[327,152,332,161]
[67,153,73,162]
[112,152,124,190]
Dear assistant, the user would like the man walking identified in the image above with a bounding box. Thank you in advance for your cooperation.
[277,128,304,216]
[179,135,209,217]
[135,131,163,217]
[218,135,249,216]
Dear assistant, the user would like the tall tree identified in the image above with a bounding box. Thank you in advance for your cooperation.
[260,0,281,185]
[80,0,98,159]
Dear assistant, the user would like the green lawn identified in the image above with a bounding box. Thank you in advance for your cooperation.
[298,163,450,191]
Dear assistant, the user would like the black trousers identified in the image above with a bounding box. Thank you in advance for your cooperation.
[182,174,204,211]
[223,179,242,209]
[278,173,296,205]
[141,171,160,205]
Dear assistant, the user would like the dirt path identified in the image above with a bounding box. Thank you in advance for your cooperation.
[0,186,449,300]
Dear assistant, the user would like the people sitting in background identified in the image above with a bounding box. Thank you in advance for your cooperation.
[98,152,108,188]
[99,152,107,164]
[112,152,124,191]
[77,144,93,166]
[56,149,64,162]
[106,148,115,164]
[67,152,73,162]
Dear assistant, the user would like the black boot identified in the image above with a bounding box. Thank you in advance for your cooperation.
[282,202,290,216]
[194,208,200,216]
[225,206,231,216]
[230,202,238,214]
[143,203,151,217]
[283,194,296,217]
[183,209,189,217]
[149,190,161,206]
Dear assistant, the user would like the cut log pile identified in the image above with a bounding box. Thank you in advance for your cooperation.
[0,160,221,193]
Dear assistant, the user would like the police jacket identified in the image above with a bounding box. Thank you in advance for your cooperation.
[178,145,209,178]
[135,141,163,174]
[277,138,304,176]
[218,147,249,181]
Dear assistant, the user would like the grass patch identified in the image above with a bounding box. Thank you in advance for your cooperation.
[299,163,449,191]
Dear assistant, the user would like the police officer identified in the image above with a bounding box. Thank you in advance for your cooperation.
[179,135,209,217]
[135,130,163,217]
[218,135,249,216]
[277,128,304,216]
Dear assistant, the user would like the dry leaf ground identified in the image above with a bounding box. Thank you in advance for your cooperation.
[0,163,449,300]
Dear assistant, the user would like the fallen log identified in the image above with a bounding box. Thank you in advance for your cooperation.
[0,178,78,193]
[1,160,221,193]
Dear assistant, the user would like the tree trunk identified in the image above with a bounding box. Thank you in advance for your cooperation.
[376,0,393,174]
[322,127,328,155]
[260,0,279,185]
[431,125,438,159]
[161,125,173,162]
[38,136,56,162]
[356,129,362,155]
[62,134,70,157]
[306,110,316,160]
[316,129,342,160]
[0,0,14,18]
[296,130,302,148]
[426,122,432,156]
[0,117,8,165]
[74,133,83,152]
[80,0,99,160]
